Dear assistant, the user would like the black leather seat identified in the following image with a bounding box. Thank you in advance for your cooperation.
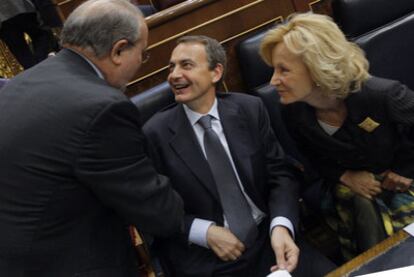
[332,0,414,89]
[236,28,305,165]
[130,81,174,125]
[332,0,414,38]
[236,29,273,93]
[137,5,157,17]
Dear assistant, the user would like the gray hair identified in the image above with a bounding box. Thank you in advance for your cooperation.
[177,35,227,82]
[60,0,144,58]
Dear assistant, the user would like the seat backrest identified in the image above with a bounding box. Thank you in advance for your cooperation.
[355,12,414,90]
[138,5,157,17]
[151,0,185,11]
[332,0,414,90]
[130,81,174,125]
[332,0,414,38]
[236,28,307,164]
[236,28,273,92]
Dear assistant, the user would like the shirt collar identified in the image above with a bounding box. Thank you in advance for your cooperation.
[183,98,219,126]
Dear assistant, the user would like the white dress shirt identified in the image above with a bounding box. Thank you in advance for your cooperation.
[184,98,294,248]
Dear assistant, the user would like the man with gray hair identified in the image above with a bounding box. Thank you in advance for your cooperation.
[0,0,183,276]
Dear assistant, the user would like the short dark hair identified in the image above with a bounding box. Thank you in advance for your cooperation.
[176,35,227,82]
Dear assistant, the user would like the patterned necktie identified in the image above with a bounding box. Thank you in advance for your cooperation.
[198,115,258,247]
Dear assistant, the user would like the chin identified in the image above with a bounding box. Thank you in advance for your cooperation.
[174,94,187,104]
[279,97,292,105]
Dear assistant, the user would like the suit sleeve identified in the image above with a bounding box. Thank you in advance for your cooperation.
[385,81,414,178]
[143,124,198,239]
[74,100,184,237]
[258,99,300,230]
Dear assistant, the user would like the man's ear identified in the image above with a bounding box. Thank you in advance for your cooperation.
[110,39,130,65]
[211,63,224,84]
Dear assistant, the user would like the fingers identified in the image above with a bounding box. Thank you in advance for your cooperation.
[214,241,244,261]
[362,174,381,198]
[358,189,372,200]
[368,183,382,195]
[393,173,412,191]
[274,244,287,270]
[271,227,299,272]
[207,226,245,261]
[363,183,381,198]
[342,171,382,199]
[212,246,238,261]
[270,265,279,272]
[272,240,300,272]
[381,171,413,192]
[285,247,299,272]
[381,176,394,190]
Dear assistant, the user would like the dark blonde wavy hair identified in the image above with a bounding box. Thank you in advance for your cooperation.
[260,13,369,98]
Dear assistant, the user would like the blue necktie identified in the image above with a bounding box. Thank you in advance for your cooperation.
[198,115,258,247]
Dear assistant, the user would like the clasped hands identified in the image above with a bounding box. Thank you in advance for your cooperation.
[206,225,299,273]
[340,170,412,199]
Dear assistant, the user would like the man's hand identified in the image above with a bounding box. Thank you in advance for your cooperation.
[340,170,382,199]
[206,225,245,261]
[381,170,412,192]
[270,226,299,273]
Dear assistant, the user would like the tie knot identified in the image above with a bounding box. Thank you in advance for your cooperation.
[198,115,212,130]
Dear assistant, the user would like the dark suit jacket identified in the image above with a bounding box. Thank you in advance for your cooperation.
[143,92,299,276]
[0,49,183,277]
[282,76,414,186]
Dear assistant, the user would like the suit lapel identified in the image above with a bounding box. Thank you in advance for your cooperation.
[217,96,257,200]
[169,106,220,201]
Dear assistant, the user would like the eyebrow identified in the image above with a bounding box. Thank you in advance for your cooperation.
[174,57,195,63]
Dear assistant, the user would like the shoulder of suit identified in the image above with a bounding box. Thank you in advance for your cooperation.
[217,91,261,105]
[346,76,405,112]
[361,76,401,95]
[143,102,179,128]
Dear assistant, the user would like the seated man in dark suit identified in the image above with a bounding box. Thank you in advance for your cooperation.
[143,35,335,277]
[0,0,183,276]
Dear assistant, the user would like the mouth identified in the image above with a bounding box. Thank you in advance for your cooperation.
[171,82,190,93]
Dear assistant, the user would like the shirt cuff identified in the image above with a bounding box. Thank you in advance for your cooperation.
[188,218,215,248]
[270,216,295,239]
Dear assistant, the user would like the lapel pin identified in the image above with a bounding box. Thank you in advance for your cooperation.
[358,117,380,132]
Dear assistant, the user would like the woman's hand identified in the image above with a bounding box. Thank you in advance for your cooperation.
[380,170,412,192]
[340,170,382,199]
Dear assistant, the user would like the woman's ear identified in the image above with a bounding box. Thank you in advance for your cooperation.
[110,39,130,65]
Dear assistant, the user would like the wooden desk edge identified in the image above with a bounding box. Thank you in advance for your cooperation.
[325,230,410,277]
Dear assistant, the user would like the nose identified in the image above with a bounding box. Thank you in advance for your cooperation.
[270,69,281,86]
[168,66,182,80]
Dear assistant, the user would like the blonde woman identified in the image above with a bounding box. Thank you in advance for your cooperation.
[260,12,414,260]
